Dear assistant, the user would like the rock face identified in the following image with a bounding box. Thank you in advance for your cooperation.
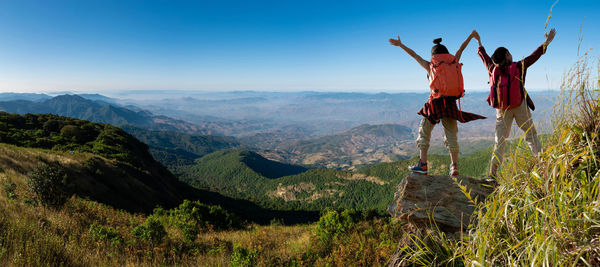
[388,173,494,232]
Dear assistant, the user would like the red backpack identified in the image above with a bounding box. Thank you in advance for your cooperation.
[489,62,522,110]
[428,54,465,99]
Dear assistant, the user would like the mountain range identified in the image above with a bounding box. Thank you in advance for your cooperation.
[0,91,559,172]
[117,90,558,137]
[0,94,210,134]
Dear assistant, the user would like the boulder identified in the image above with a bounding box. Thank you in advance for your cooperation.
[388,173,494,233]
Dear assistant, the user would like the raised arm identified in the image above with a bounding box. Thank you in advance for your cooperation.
[522,28,556,69]
[473,30,494,74]
[454,30,475,62]
[389,36,430,73]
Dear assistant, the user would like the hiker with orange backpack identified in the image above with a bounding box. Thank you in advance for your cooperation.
[473,29,556,182]
[389,31,485,176]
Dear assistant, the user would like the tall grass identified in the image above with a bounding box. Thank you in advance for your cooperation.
[394,50,599,265]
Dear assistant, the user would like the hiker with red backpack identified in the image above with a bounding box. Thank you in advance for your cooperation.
[389,31,485,176]
[473,29,556,182]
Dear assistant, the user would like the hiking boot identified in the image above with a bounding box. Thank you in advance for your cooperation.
[409,160,428,175]
[449,163,459,176]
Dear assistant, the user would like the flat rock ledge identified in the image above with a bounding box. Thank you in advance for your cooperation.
[388,173,494,233]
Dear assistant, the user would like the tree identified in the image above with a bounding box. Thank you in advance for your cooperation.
[43,119,60,133]
[132,216,167,245]
[27,165,72,208]
[60,125,83,142]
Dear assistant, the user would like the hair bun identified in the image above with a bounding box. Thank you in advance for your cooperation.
[433,38,442,45]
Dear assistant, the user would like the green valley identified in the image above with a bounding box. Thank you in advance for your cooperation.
[176,148,491,213]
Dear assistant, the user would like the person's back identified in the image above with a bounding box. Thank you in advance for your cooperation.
[389,32,485,176]
[473,29,555,181]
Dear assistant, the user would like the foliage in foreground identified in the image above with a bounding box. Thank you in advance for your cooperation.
[0,184,403,266]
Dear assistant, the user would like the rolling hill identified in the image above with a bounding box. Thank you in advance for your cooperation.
[0,94,210,134]
[120,125,242,166]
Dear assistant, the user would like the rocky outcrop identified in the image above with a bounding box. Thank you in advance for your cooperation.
[388,173,494,233]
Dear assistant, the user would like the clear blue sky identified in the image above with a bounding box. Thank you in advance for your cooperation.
[0,0,598,93]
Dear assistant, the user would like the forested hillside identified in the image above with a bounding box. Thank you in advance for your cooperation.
[0,112,193,212]
[121,125,242,166]
[176,148,491,213]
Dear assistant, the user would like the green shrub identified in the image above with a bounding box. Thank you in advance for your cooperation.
[167,200,241,241]
[88,222,122,246]
[2,180,17,199]
[27,165,71,208]
[132,216,167,245]
[230,244,259,267]
[302,217,404,266]
[315,209,354,244]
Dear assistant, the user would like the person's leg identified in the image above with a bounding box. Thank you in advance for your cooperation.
[412,117,435,174]
[441,118,459,164]
[441,118,459,175]
[416,117,435,163]
[419,148,428,164]
[489,108,514,177]
[514,100,542,155]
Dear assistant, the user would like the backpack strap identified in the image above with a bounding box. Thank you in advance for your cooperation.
[432,59,456,68]
[428,95,435,116]
[458,98,464,122]
[495,74,501,109]
[506,69,511,107]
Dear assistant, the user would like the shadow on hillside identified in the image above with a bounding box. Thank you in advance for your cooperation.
[182,186,320,225]
[240,150,308,179]
[71,157,319,224]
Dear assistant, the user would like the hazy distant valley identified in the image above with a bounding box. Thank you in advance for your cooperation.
[0,90,558,170]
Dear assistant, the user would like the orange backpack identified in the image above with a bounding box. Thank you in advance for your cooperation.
[428,54,464,99]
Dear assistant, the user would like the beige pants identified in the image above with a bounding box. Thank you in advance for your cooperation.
[489,99,541,176]
[416,117,459,153]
